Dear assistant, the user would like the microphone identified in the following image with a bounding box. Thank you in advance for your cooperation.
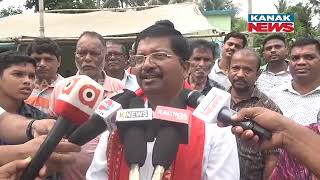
[21,75,105,180]
[68,98,122,145]
[191,87,272,140]
[116,97,153,180]
[151,106,192,180]
[68,89,138,145]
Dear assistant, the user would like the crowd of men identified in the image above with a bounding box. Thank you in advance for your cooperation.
[0,19,319,180]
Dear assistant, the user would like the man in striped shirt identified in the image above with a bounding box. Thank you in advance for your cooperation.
[25,38,64,114]
[49,31,124,180]
[268,37,320,126]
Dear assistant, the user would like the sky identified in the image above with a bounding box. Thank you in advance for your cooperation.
[0,0,318,25]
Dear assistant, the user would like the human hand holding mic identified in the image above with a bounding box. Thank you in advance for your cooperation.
[21,75,105,180]
[190,87,272,140]
[218,107,293,150]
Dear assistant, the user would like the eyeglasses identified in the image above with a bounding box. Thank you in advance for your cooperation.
[128,52,174,67]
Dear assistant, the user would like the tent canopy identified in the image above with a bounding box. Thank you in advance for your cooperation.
[0,3,219,41]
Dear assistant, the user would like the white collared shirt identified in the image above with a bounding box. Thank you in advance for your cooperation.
[208,58,231,90]
[0,106,5,116]
[86,124,240,180]
[268,82,320,125]
[121,70,140,91]
[256,70,292,94]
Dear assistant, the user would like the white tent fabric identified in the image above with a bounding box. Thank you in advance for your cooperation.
[0,3,218,41]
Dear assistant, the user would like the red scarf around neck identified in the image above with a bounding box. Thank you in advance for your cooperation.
[106,86,205,180]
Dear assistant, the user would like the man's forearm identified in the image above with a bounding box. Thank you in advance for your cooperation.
[0,113,30,144]
[283,123,320,177]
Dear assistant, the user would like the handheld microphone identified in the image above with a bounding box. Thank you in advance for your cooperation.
[191,87,272,140]
[68,98,122,145]
[116,98,153,180]
[68,89,138,145]
[151,106,192,180]
[21,75,105,180]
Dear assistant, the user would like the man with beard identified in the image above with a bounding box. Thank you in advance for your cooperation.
[186,39,225,95]
[268,38,320,125]
[25,38,64,114]
[104,40,139,91]
[49,31,124,180]
[87,20,239,180]
[208,32,247,90]
[228,48,281,180]
[256,34,292,94]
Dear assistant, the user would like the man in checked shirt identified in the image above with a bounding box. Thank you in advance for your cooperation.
[228,48,281,180]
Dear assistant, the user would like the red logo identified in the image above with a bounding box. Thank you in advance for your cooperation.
[62,77,80,95]
[78,84,102,108]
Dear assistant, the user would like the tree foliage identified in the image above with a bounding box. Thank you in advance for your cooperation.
[231,17,246,32]
[25,0,97,12]
[274,0,287,13]
[0,6,23,18]
[284,2,316,40]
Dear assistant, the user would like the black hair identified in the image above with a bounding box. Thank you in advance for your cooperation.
[134,20,191,62]
[0,51,36,75]
[224,31,247,47]
[290,37,320,55]
[105,40,128,57]
[232,48,261,71]
[262,34,287,49]
[26,37,62,59]
[189,39,216,59]
[78,31,105,46]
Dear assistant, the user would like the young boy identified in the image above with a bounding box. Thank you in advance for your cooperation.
[0,51,48,142]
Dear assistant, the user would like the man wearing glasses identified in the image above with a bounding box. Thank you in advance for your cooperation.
[49,31,124,180]
[105,41,139,91]
[87,20,239,180]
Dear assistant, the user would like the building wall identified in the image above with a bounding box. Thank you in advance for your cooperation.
[206,14,232,32]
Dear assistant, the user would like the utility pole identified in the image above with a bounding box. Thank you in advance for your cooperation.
[247,0,254,47]
[39,0,45,37]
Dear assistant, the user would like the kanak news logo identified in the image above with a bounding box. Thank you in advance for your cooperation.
[248,14,294,33]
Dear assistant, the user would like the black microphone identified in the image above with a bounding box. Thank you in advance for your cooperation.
[151,94,192,180]
[68,89,138,145]
[152,125,181,180]
[116,97,152,180]
[190,87,272,140]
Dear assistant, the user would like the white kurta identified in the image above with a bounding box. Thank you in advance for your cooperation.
[86,123,240,180]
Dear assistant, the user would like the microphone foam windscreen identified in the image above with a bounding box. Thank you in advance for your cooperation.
[54,75,105,124]
[123,126,147,166]
[111,89,137,109]
[152,126,181,169]
[186,90,203,109]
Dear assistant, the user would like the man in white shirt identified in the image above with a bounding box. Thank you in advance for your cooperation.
[87,20,239,180]
[105,41,140,91]
[256,34,292,94]
[208,31,247,90]
[269,37,320,125]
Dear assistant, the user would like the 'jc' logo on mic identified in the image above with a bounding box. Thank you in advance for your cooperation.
[62,77,102,109]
